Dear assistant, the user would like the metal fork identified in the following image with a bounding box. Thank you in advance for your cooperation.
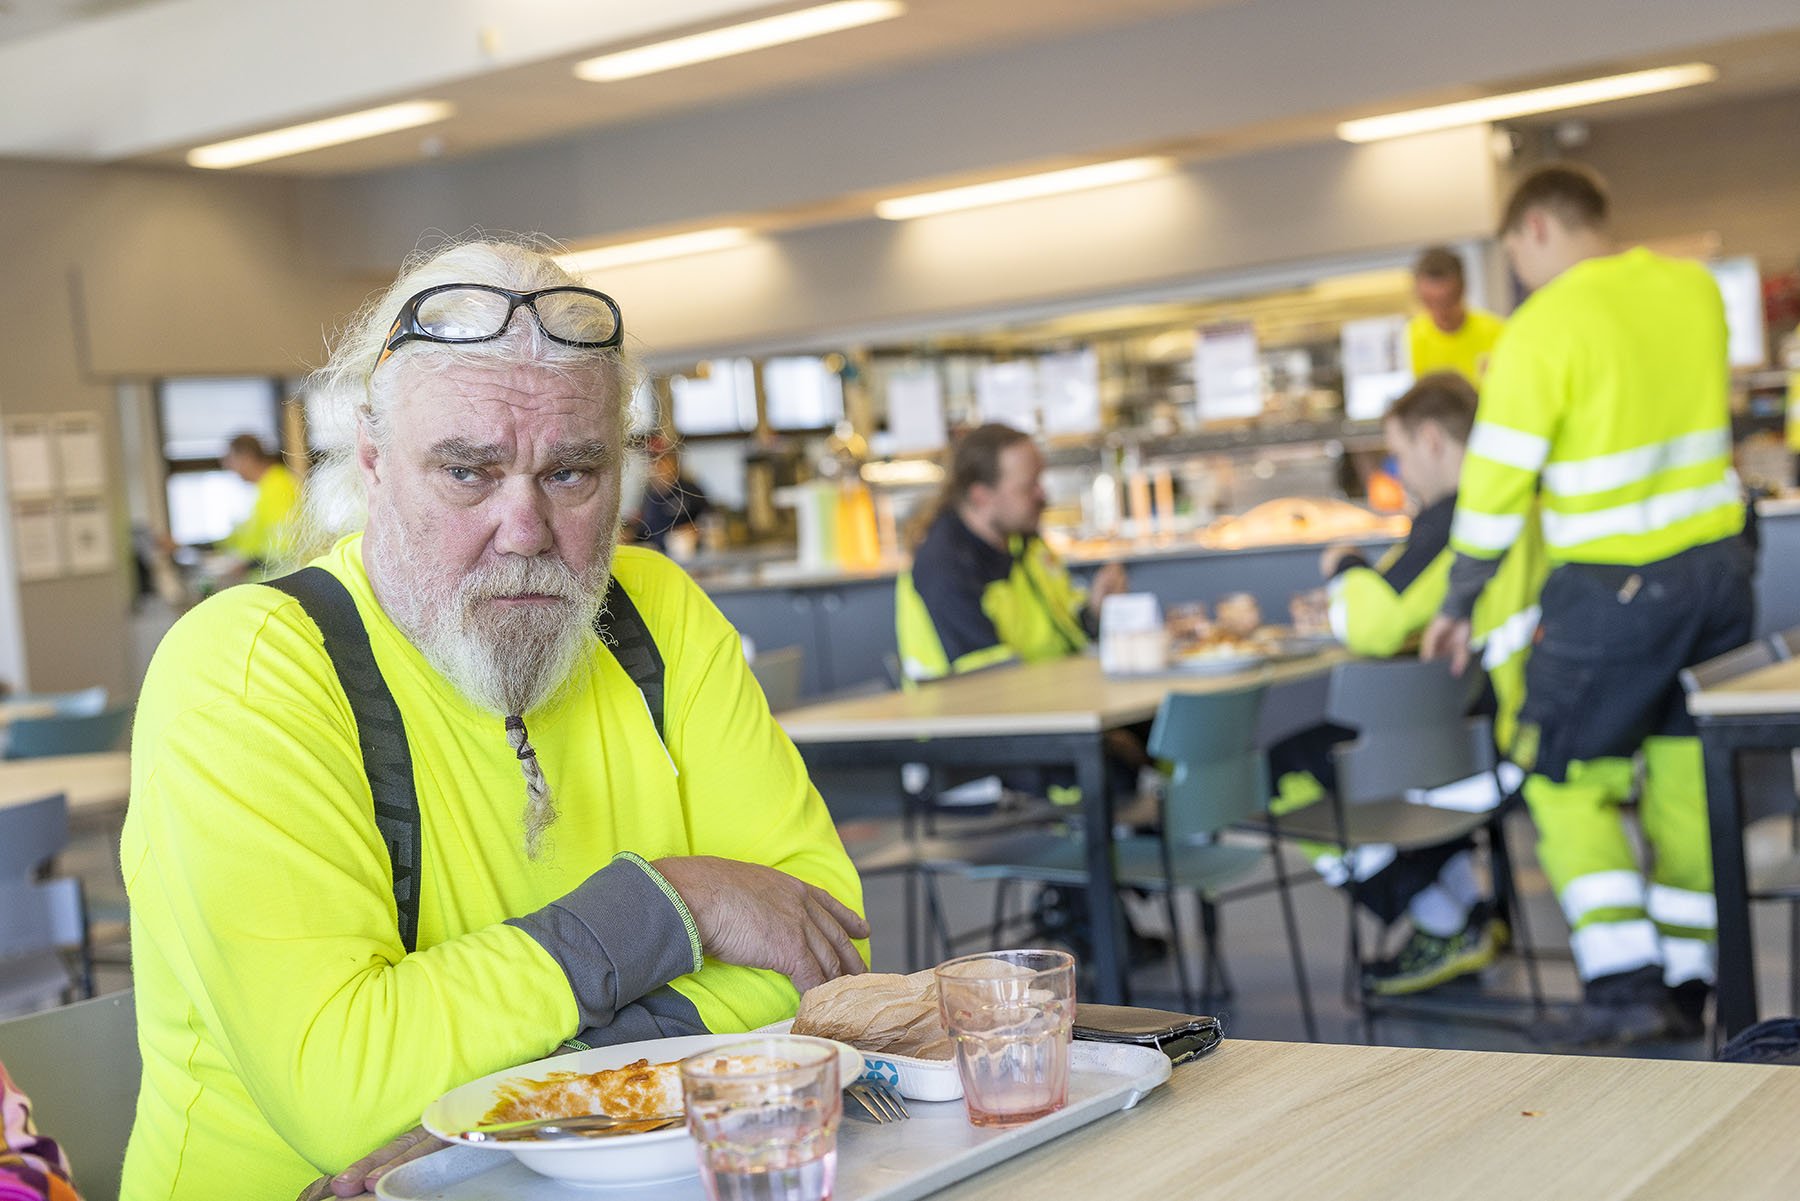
[845,1078,910,1123]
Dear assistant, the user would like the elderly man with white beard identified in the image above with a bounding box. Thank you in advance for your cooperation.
[118,240,869,1201]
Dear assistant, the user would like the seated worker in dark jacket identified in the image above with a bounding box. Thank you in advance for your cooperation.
[897,422,1125,682]
[1275,373,1547,995]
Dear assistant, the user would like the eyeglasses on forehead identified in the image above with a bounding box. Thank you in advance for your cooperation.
[372,282,624,373]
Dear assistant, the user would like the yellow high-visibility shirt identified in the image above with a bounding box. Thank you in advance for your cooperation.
[1451,248,1742,568]
[1328,496,1547,754]
[1408,309,1506,384]
[121,535,864,1199]
[218,461,300,566]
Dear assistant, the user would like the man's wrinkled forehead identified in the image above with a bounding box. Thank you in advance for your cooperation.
[383,356,620,429]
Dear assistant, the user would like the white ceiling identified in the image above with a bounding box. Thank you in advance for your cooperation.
[0,0,172,46]
[1,0,1797,183]
[0,0,1236,171]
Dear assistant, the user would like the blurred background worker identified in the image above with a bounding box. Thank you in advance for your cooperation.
[1426,163,1754,1046]
[897,422,1126,684]
[625,435,712,555]
[896,423,1155,963]
[1408,245,1506,384]
[1275,373,1546,995]
[218,434,300,570]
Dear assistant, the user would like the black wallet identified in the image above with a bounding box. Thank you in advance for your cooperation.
[1071,1003,1223,1067]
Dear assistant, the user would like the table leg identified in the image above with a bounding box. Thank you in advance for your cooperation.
[1701,725,1756,1040]
[1077,732,1129,1005]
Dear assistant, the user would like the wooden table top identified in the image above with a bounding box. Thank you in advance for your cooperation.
[0,751,131,816]
[778,649,1347,744]
[1687,656,1800,718]
[939,1039,1800,1201]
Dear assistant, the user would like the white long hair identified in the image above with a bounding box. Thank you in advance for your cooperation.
[295,236,639,560]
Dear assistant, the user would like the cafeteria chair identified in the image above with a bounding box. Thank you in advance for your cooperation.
[1250,658,1545,1030]
[0,988,138,1201]
[1680,639,1779,692]
[0,791,70,882]
[748,645,806,713]
[0,878,93,1016]
[4,703,133,759]
[1681,639,1800,1016]
[0,792,94,1007]
[903,685,1319,1039]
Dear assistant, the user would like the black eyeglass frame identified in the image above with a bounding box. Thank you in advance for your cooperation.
[372,283,624,373]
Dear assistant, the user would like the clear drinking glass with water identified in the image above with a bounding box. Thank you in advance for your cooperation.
[680,1037,842,1201]
[935,949,1077,1128]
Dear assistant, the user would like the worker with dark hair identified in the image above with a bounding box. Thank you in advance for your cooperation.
[896,423,1125,682]
[1275,373,1546,994]
[1425,162,1753,1045]
[1408,245,1506,383]
[218,432,300,572]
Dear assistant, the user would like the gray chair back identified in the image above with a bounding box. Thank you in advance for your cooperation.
[0,989,139,1201]
[0,792,69,882]
[5,705,132,759]
[749,646,805,713]
[1680,640,1778,694]
[1771,626,1800,661]
[1146,685,1268,845]
[1324,659,1484,804]
[0,878,85,959]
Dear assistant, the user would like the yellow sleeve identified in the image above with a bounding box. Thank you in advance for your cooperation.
[1452,315,1561,561]
[662,620,868,1031]
[1326,554,1451,658]
[124,648,577,1171]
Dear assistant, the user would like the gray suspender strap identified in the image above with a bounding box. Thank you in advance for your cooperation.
[597,576,665,743]
[266,566,424,953]
[264,567,666,953]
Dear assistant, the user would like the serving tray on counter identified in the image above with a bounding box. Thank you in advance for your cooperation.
[377,1041,1172,1201]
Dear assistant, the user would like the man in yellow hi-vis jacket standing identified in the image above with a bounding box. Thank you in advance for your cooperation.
[1424,163,1754,1046]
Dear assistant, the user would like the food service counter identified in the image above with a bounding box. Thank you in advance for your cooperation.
[707,501,1800,702]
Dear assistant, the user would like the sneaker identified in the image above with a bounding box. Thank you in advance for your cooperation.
[1364,904,1503,996]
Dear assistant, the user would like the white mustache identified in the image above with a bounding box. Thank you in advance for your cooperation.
[460,556,590,605]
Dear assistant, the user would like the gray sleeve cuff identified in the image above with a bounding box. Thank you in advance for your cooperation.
[506,855,704,1030]
[1442,552,1503,621]
[563,987,711,1051]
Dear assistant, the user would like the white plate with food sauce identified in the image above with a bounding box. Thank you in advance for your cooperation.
[419,1033,863,1189]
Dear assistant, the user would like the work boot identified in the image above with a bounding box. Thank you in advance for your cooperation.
[1549,965,1682,1050]
[1667,979,1712,1040]
[1363,902,1505,996]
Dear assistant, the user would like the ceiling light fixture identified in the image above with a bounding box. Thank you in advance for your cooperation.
[554,228,753,274]
[575,0,906,82]
[186,100,455,169]
[875,157,1171,221]
[1336,63,1718,143]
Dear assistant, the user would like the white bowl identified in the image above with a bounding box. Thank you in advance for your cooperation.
[761,1019,962,1102]
[422,1033,863,1189]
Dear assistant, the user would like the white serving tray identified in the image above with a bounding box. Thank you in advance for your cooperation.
[377,1041,1172,1201]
